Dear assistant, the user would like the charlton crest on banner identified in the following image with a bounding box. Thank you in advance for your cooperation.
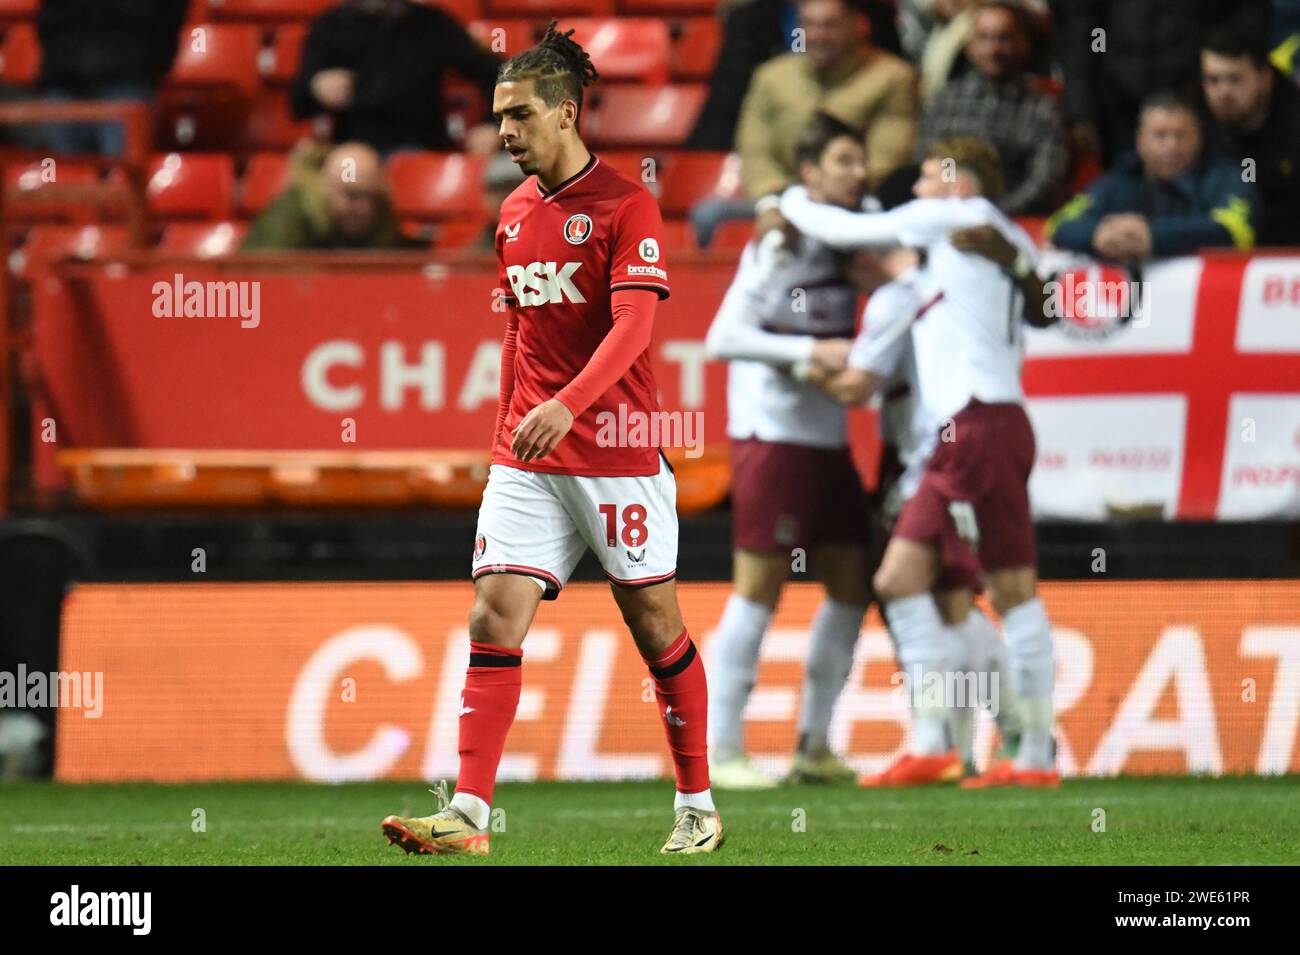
[1055,263,1142,340]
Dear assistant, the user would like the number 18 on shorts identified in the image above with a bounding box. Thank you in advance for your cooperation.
[471,458,679,599]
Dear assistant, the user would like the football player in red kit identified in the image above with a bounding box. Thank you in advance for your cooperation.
[382,23,721,857]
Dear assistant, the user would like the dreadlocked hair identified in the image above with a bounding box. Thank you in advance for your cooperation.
[497,21,600,119]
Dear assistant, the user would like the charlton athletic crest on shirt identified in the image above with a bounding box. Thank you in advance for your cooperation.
[563,213,593,244]
[473,534,487,562]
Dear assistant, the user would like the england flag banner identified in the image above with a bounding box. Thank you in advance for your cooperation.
[1022,253,1300,520]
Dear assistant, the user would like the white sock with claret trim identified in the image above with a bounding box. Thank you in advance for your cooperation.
[959,608,1023,742]
[939,621,975,766]
[797,597,867,753]
[885,593,952,755]
[710,593,772,762]
[1002,597,1055,770]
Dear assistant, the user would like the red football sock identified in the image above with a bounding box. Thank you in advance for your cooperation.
[455,641,522,805]
[644,629,710,793]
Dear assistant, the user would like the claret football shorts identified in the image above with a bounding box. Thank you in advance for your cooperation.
[728,438,872,552]
[893,399,1036,578]
[471,454,678,599]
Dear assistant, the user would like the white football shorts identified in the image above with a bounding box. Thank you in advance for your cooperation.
[471,454,678,598]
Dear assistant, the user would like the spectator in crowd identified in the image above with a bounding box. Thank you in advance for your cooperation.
[900,0,962,62]
[904,0,1053,102]
[1201,23,1300,245]
[904,0,1055,101]
[1057,0,1273,166]
[242,142,419,251]
[687,0,902,151]
[916,1,1067,214]
[292,0,501,156]
[734,0,919,239]
[1046,92,1260,260]
[36,0,189,155]
[904,0,977,100]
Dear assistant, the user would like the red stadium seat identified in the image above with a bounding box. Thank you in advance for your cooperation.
[0,0,37,19]
[4,160,99,222]
[596,149,661,195]
[0,22,39,86]
[433,217,489,250]
[240,88,325,151]
[12,224,129,279]
[669,16,720,81]
[145,153,236,221]
[167,23,263,98]
[658,217,763,259]
[486,0,613,16]
[584,84,705,148]
[157,221,249,257]
[237,152,292,216]
[155,98,253,150]
[656,217,698,256]
[619,0,719,12]
[258,22,306,85]
[708,218,754,252]
[199,0,336,20]
[387,152,488,220]
[158,23,263,148]
[467,18,541,59]
[565,18,670,84]
[658,150,741,217]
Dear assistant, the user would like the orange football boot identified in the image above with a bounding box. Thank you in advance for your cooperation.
[858,751,964,787]
[961,760,1061,789]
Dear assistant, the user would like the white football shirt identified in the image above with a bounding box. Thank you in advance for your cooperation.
[848,266,939,507]
[705,232,858,448]
[780,187,1039,422]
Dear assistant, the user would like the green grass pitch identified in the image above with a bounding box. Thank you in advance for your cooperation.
[3,777,1298,865]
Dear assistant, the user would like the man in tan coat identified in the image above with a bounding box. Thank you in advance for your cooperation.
[737,0,919,229]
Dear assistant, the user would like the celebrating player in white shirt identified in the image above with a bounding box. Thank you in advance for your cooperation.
[704,113,875,789]
[809,236,1034,784]
[781,138,1061,787]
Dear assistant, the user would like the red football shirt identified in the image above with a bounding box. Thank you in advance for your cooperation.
[492,155,671,477]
